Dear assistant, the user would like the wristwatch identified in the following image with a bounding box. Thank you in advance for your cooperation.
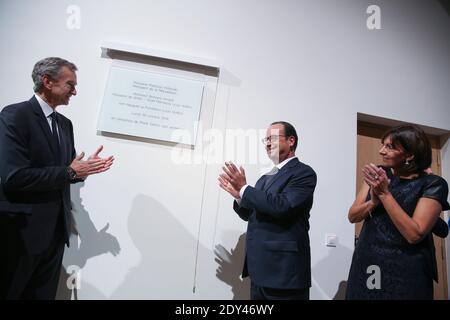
[67,166,77,181]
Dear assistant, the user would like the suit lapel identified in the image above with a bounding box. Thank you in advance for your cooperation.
[264,158,299,191]
[29,96,59,157]
[255,175,267,190]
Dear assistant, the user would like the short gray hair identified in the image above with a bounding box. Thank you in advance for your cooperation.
[32,57,77,92]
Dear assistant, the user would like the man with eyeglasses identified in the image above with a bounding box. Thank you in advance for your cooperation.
[0,57,114,299]
[219,121,317,300]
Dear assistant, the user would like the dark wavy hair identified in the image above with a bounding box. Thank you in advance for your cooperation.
[381,124,432,174]
[271,121,298,151]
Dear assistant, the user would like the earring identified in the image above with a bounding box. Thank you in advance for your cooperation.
[405,159,410,166]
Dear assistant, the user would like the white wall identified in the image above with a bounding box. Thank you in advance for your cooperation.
[0,0,449,299]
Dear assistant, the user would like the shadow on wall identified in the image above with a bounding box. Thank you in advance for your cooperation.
[110,194,209,299]
[56,182,121,300]
[213,233,352,300]
[438,0,450,15]
[311,245,353,300]
[214,233,250,300]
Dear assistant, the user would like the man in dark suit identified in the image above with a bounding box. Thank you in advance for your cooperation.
[219,121,317,300]
[0,57,114,299]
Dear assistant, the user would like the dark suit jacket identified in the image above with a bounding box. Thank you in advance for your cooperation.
[233,158,317,289]
[0,96,76,254]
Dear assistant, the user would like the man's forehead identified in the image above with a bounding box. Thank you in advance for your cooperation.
[60,66,76,77]
[266,125,283,134]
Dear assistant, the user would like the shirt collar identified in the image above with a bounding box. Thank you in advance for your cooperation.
[276,156,297,170]
[34,93,55,118]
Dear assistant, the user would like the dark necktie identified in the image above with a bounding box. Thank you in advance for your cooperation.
[50,112,61,159]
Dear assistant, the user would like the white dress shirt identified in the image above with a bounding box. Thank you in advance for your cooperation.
[35,94,60,137]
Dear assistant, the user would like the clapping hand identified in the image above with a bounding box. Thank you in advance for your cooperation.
[88,145,114,172]
[70,145,114,179]
[218,162,247,199]
[363,163,390,197]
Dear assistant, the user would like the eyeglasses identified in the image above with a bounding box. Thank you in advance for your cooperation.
[261,135,285,145]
